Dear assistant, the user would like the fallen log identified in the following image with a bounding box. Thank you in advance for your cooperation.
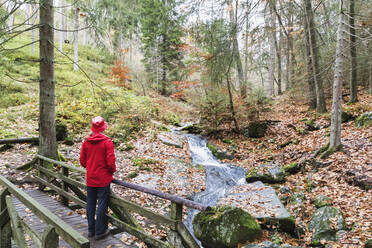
[0,137,39,145]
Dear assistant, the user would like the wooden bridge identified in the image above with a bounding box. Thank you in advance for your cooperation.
[0,155,207,248]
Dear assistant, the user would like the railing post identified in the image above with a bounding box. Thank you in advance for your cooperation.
[169,203,184,248]
[0,189,11,248]
[42,225,59,248]
[5,195,27,247]
[38,158,46,191]
[61,167,69,206]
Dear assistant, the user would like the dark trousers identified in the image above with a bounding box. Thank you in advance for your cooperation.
[86,184,110,236]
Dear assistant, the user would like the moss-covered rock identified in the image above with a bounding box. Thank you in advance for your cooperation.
[355,111,372,128]
[341,111,355,123]
[207,142,234,160]
[192,206,262,248]
[56,120,68,141]
[305,119,320,131]
[314,195,332,208]
[178,123,203,134]
[283,162,300,175]
[246,163,285,184]
[244,122,268,138]
[308,206,346,246]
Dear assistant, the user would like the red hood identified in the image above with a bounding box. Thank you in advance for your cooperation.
[86,133,109,144]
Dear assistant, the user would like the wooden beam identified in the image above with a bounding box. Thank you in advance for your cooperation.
[110,196,177,230]
[176,222,200,248]
[5,196,28,248]
[0,209,9,228]
[37,155,85,173]
[34,176,86,208]
[35,164,86,189]
[20,220,42,247]
[0,137,39,145]
[107,215,174,248]
[0,176,89,248]
[42,225,59,248]
[0,188,11,248]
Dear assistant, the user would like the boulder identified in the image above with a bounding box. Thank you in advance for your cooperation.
[244,122,268,138]
[341,111,355,123]
[192,206,262,248]
[355,111,372,127]
[218,182,296,234]
[246,163,285,184]
[242,241,301,248]
[56,121,68,141]
[283,162,301,175]
[308,206,346,246]
[158,132,185,148]
[207,142,234,160]
[178,123,203,134]
[314,195,332,208]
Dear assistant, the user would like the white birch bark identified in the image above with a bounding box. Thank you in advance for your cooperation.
[58,0,64,52]
[73,7,79,71]
[330,1,347,150]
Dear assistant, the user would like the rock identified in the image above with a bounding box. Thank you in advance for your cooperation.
[365,239,372,248]
[305,120,320,131]
[56,121,68,141]
[244,122,268,138]
[192,206,262,248]
[355,111,372,127]
[0,144,14,152]
[158,132,185,148]
[308,206,346,246]
[279,186,291,194]
[218,182,296,234]
[283,162,301,175]
[63,137,74,146]
[242,241,301,248]
[341,111,355,123]
[246,163,285,184]
[178,123,203,134]
[345,170,372,190]
[314,195,332,208]
[207,142,234,160]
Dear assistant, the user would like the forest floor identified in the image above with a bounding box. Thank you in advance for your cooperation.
[0,90,371,248]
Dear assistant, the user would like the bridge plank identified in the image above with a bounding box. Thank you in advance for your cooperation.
[12,189,130,248]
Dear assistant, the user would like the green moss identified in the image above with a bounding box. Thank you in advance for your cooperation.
[283,162,299,174]
[127,171,139,179]
[131,157,156,167]
[207,143,218,157]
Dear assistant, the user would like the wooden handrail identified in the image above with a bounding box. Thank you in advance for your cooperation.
[37,155,209,212]
[0,175,89,248]
[112,179,208,211]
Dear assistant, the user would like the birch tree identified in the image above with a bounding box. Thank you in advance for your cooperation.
[329,0,347,153]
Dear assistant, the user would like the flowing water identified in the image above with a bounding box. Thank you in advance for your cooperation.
[182,134,247,245]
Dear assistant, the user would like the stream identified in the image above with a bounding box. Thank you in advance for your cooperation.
[182,134,247,245]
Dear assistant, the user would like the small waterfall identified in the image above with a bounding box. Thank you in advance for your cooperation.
[182,134,247,245]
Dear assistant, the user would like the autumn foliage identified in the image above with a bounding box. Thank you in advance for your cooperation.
[108,49,131,89]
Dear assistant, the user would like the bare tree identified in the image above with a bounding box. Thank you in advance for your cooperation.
[73,6,79,71]
[39,0,57,159]
[349,0,358,102]
[329,0,347,152]
[304,0,327,113]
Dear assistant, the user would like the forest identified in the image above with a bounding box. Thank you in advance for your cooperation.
[0,0,371,247]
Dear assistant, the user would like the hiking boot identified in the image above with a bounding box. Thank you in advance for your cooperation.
[94,229,110,240]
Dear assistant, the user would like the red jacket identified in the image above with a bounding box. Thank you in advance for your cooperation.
[80,133,116,187]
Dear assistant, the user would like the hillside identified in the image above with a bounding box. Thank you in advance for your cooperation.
[0,35,371,247]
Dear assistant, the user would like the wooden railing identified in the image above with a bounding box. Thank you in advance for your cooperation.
[0,176,90,248]
[33,154,204,248]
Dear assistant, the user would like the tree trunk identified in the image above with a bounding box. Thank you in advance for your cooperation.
[73,7,79,71]
[275,25,282,95]
[244,3,250,93]
[304,10,317,110]
[57,0,64,52]
[304,0,327,113]
[266,4,275,96]
[39,0,57,159]
[229,0,246,98]
[349,0,358,102]
[330,1,347,151]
